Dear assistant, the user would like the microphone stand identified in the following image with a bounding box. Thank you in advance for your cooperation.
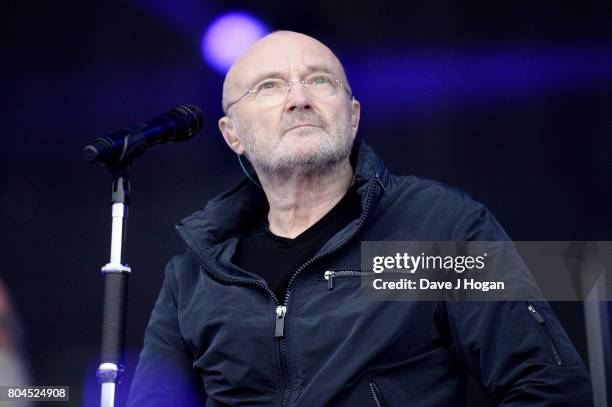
[96,170,131,407]
[85,104,203,407]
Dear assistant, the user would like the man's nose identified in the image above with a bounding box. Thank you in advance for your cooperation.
[285,81,313,111]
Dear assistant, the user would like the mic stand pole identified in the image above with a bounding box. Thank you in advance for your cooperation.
[96,172,131,407]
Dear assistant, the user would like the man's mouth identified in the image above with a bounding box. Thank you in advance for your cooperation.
[285,124,321,132]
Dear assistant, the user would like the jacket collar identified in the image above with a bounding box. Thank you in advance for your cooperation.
[176,140,388,271]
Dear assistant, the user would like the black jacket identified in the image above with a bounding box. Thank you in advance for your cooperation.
[128,141,593,406]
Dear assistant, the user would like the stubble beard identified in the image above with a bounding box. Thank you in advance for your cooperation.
[233,112,354,176]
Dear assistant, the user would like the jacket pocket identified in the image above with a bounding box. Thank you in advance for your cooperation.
[323,270,371,290]
[526,301,563,366]
[369,380,390,407]
[323,270,415,290]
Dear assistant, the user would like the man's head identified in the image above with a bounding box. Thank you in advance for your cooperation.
[218,31,360,176]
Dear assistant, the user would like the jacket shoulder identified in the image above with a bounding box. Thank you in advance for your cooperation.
[388,174,486,211]
[381,174,509,240]
[163,250,202,289]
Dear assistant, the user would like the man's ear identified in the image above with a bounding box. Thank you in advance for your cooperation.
[218,115,245,155]
[350,97,361,138]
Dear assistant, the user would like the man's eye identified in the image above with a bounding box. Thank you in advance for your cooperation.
[310,76,331,85]
[258,80,282,91]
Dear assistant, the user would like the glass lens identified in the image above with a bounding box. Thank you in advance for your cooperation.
[307,75,337,98]
[254,79,287,98]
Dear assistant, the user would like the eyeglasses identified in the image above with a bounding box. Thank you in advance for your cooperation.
[225,73,350,112]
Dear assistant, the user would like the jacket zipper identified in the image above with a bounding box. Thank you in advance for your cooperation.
[324,269,416,290]
[275,305,287,338]
[369,381,389,407]
[526,302,563,366]
[324,270,374,290]
[177,160,385,407]
[272,166,382,406]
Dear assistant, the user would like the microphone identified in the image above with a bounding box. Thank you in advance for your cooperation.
[82,104,204,167]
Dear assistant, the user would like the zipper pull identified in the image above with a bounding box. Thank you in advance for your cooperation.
[275,305,287,338]
[324,271,335,290]
[528,304,544,324]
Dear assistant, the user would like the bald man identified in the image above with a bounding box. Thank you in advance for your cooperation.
[128,31,592,406]
[219,31,359,241]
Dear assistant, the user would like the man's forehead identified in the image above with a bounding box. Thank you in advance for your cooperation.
[227,33,344,87]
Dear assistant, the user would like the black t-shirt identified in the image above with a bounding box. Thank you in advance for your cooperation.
[232,183,362,301]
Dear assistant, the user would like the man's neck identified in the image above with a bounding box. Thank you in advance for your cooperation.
[257,159,354,239]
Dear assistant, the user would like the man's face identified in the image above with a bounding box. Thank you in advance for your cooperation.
[220,33,360,174]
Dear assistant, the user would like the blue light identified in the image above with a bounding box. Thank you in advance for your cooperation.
[346,44,612,116]
[202,12,268,73]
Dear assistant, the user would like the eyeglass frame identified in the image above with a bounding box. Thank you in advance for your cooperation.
[224,74,352,113]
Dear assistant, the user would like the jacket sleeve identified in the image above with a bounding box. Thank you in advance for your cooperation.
[127,256,207,407]
[444,300,593,406]
[443,200,593,406]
